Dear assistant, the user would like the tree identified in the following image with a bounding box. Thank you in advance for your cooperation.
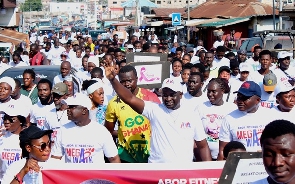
[21,0,42,12]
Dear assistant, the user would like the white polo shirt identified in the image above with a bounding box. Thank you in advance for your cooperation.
[142,101,207,163]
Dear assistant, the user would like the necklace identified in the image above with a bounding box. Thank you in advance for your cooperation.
[56,110,65,122]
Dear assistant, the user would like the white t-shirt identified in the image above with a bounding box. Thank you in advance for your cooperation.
[182,92,207,111]
[213,40,224,48]
[44,108,70,143]
[245,58,260,73]
[14,94,32,116]
[197,101,236,159]
[40,49,51,58]
[273,67,295,86]
[30,101,55,130]
[0,132,22,180]
[1,158,61,184]
[219,107,273,152]
[251,178,269,184]
[142,101,207,163]
[70,57,83,71]
[8,61,28,67]
[51,120,118,164]
[47,47,66,65]
[251,71,277,109]
[269,106,295,123]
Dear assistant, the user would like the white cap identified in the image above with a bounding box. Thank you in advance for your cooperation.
[277,51,292,59]
[61,93,92,110]
[1,103,29,117]
[0,77,16,91]
[127,44,134,49]
[274,80,294,97]
[239,63,251,72]
[161,78,183,92]
[88,56,100,67]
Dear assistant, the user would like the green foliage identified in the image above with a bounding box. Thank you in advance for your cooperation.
[21,0,43,12]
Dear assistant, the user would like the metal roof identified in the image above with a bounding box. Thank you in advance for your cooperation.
[151,8,186,17]
[196,16,251,28]
[188,0,278,19]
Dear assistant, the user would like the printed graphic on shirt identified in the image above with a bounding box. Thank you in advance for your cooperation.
[36,116,46,130]
[236,125,264,148]
[1,148,22,165]
[96,105,107,125]
[260,100,275,109]
[203,114,223,142]
[105,88,160,163]
[65,144,95,163]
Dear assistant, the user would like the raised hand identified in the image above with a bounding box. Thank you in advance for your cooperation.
[104,62,116,81]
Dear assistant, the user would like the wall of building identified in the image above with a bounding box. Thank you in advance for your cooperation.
[254,18,293,31]
[49,2,87,14]
[0,8,16,27]
[108,0,206,9]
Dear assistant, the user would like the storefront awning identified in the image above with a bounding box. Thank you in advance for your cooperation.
[196,16,251,28]
[185,18,221,27]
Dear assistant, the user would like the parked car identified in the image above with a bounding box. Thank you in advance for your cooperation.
[239,30,295,57]
[0,65,60,84]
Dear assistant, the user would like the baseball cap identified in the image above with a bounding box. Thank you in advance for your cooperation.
[88,56,100,67]
[235,81,261,97]
[263,72,277,92]
[19,125,53,144]
[237,49,246,55]
[60,51,68,56]
[72,40,79,46]
[52,82,68,95]
[1,103,29,117]
[61,93,92,110]
[239,63,251,72]
[0,77,16,91]
[186,47,194,53]
[161,78,183,93]
[274,80,295,97]
[127,44,134,49]
[218,66,231,76]
[277,51,292,59]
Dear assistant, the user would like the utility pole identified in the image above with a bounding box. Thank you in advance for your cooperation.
[279,0,282,29]
[273,0,276,30]
[94,0,97,30]
[187,0,190,42]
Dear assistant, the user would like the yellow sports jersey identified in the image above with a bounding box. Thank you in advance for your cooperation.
[105,88,160,163]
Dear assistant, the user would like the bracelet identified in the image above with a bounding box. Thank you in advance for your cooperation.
[14,173,23,184]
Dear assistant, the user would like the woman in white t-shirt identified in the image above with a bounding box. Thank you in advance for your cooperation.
[197,78,236,160]
[0,105,28,181]
[2,126,59,184]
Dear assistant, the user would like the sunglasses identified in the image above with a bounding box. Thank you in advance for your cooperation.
[236,94,252,101]
[31,141,51,152]
[61,55,67,58]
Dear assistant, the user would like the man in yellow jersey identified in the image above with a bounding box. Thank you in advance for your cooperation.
[105,65,160,163]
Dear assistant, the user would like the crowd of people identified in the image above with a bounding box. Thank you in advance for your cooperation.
[0,29,294,183]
